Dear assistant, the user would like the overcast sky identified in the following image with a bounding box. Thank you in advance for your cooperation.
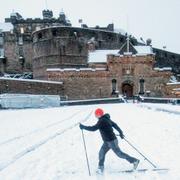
[0,0,180,53]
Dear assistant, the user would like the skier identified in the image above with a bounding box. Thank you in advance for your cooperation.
[79,108,140,173]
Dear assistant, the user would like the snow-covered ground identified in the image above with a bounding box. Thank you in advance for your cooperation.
[0,103,180,180]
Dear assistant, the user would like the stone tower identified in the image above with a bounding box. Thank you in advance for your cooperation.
[32,27,88,79]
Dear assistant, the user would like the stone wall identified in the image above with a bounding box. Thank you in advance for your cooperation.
[2,32,33,73]
[48,70,111,100]
[0,78,64,96]
[153,48,180,74]
[107,54,172,97]
[32,27,90,79]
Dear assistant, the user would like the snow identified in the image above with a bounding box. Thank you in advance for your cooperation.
[0,94,60,109]
[0,23,13,32]
[88,46,154,63]
[134,46,154,55]
[173,88,180,91]
[88,50,119,63]
[0,103,180,180]
[154,67,172,71]
[0,77,63,84]
[167,82,180,85]
[47,68,106,72]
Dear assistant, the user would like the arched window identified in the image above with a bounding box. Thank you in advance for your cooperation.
[139,79,145,95]
[112,79,117,95]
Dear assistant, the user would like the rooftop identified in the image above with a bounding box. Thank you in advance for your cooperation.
[88,46,154,63]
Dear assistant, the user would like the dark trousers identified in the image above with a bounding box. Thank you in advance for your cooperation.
[98,139,137,167]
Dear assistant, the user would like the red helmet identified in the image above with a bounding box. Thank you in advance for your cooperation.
[95,108,104,118]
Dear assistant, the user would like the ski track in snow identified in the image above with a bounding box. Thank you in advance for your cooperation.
[0,103,180,180]
[0,109,93,172]
[137,103,180,115]
[0,109,83,146]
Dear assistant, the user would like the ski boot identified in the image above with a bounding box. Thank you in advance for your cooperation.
[96,166,104,174]
[133,159,140,170]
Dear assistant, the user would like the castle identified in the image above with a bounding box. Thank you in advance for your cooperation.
[0,10,179,99]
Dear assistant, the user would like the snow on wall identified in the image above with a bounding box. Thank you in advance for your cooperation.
[0,77,63,84]
[0,94,60,109]
[46,67,107,72]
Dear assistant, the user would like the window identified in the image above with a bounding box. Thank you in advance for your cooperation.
[171,55,175,59]
[0,35,3,45]
[20,27,24,34]
[18,36,23,45]
[36,26,41,31]
[19,46,24,56]
[119,37,124,43]
[0,49,4,57]
[122,67,134,75]
[38,33,42,39]
[139,79,145,94]
[28,25,32,31]
[112,79,117,95]
[62,45,66,54]
[52,29,57,36]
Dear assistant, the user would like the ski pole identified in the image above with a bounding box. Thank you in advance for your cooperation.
[124,137,157,168]
[117,135,157,168]
[81,129,91,176]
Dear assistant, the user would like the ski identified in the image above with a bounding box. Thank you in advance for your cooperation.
[118,168,169,173]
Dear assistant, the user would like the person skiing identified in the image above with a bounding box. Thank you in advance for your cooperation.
[79,108,140,173]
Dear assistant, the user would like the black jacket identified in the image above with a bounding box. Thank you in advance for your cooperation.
[81,113,124,142]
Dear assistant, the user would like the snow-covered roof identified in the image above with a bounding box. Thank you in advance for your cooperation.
[0,23,13,32]
[88,50,119,63]
[134,46,154,55]
[88,46,154,63]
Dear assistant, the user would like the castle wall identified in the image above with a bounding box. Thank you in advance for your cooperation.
[46,54,172,100]
[47,70,111,100]
[0,78,64,96]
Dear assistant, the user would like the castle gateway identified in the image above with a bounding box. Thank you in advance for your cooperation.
[32,27,172,100]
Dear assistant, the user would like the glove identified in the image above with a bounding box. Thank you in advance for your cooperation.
[79,123,85,130]
[120,133,125,139]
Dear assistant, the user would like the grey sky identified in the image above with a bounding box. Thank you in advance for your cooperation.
[0,0,180,53]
